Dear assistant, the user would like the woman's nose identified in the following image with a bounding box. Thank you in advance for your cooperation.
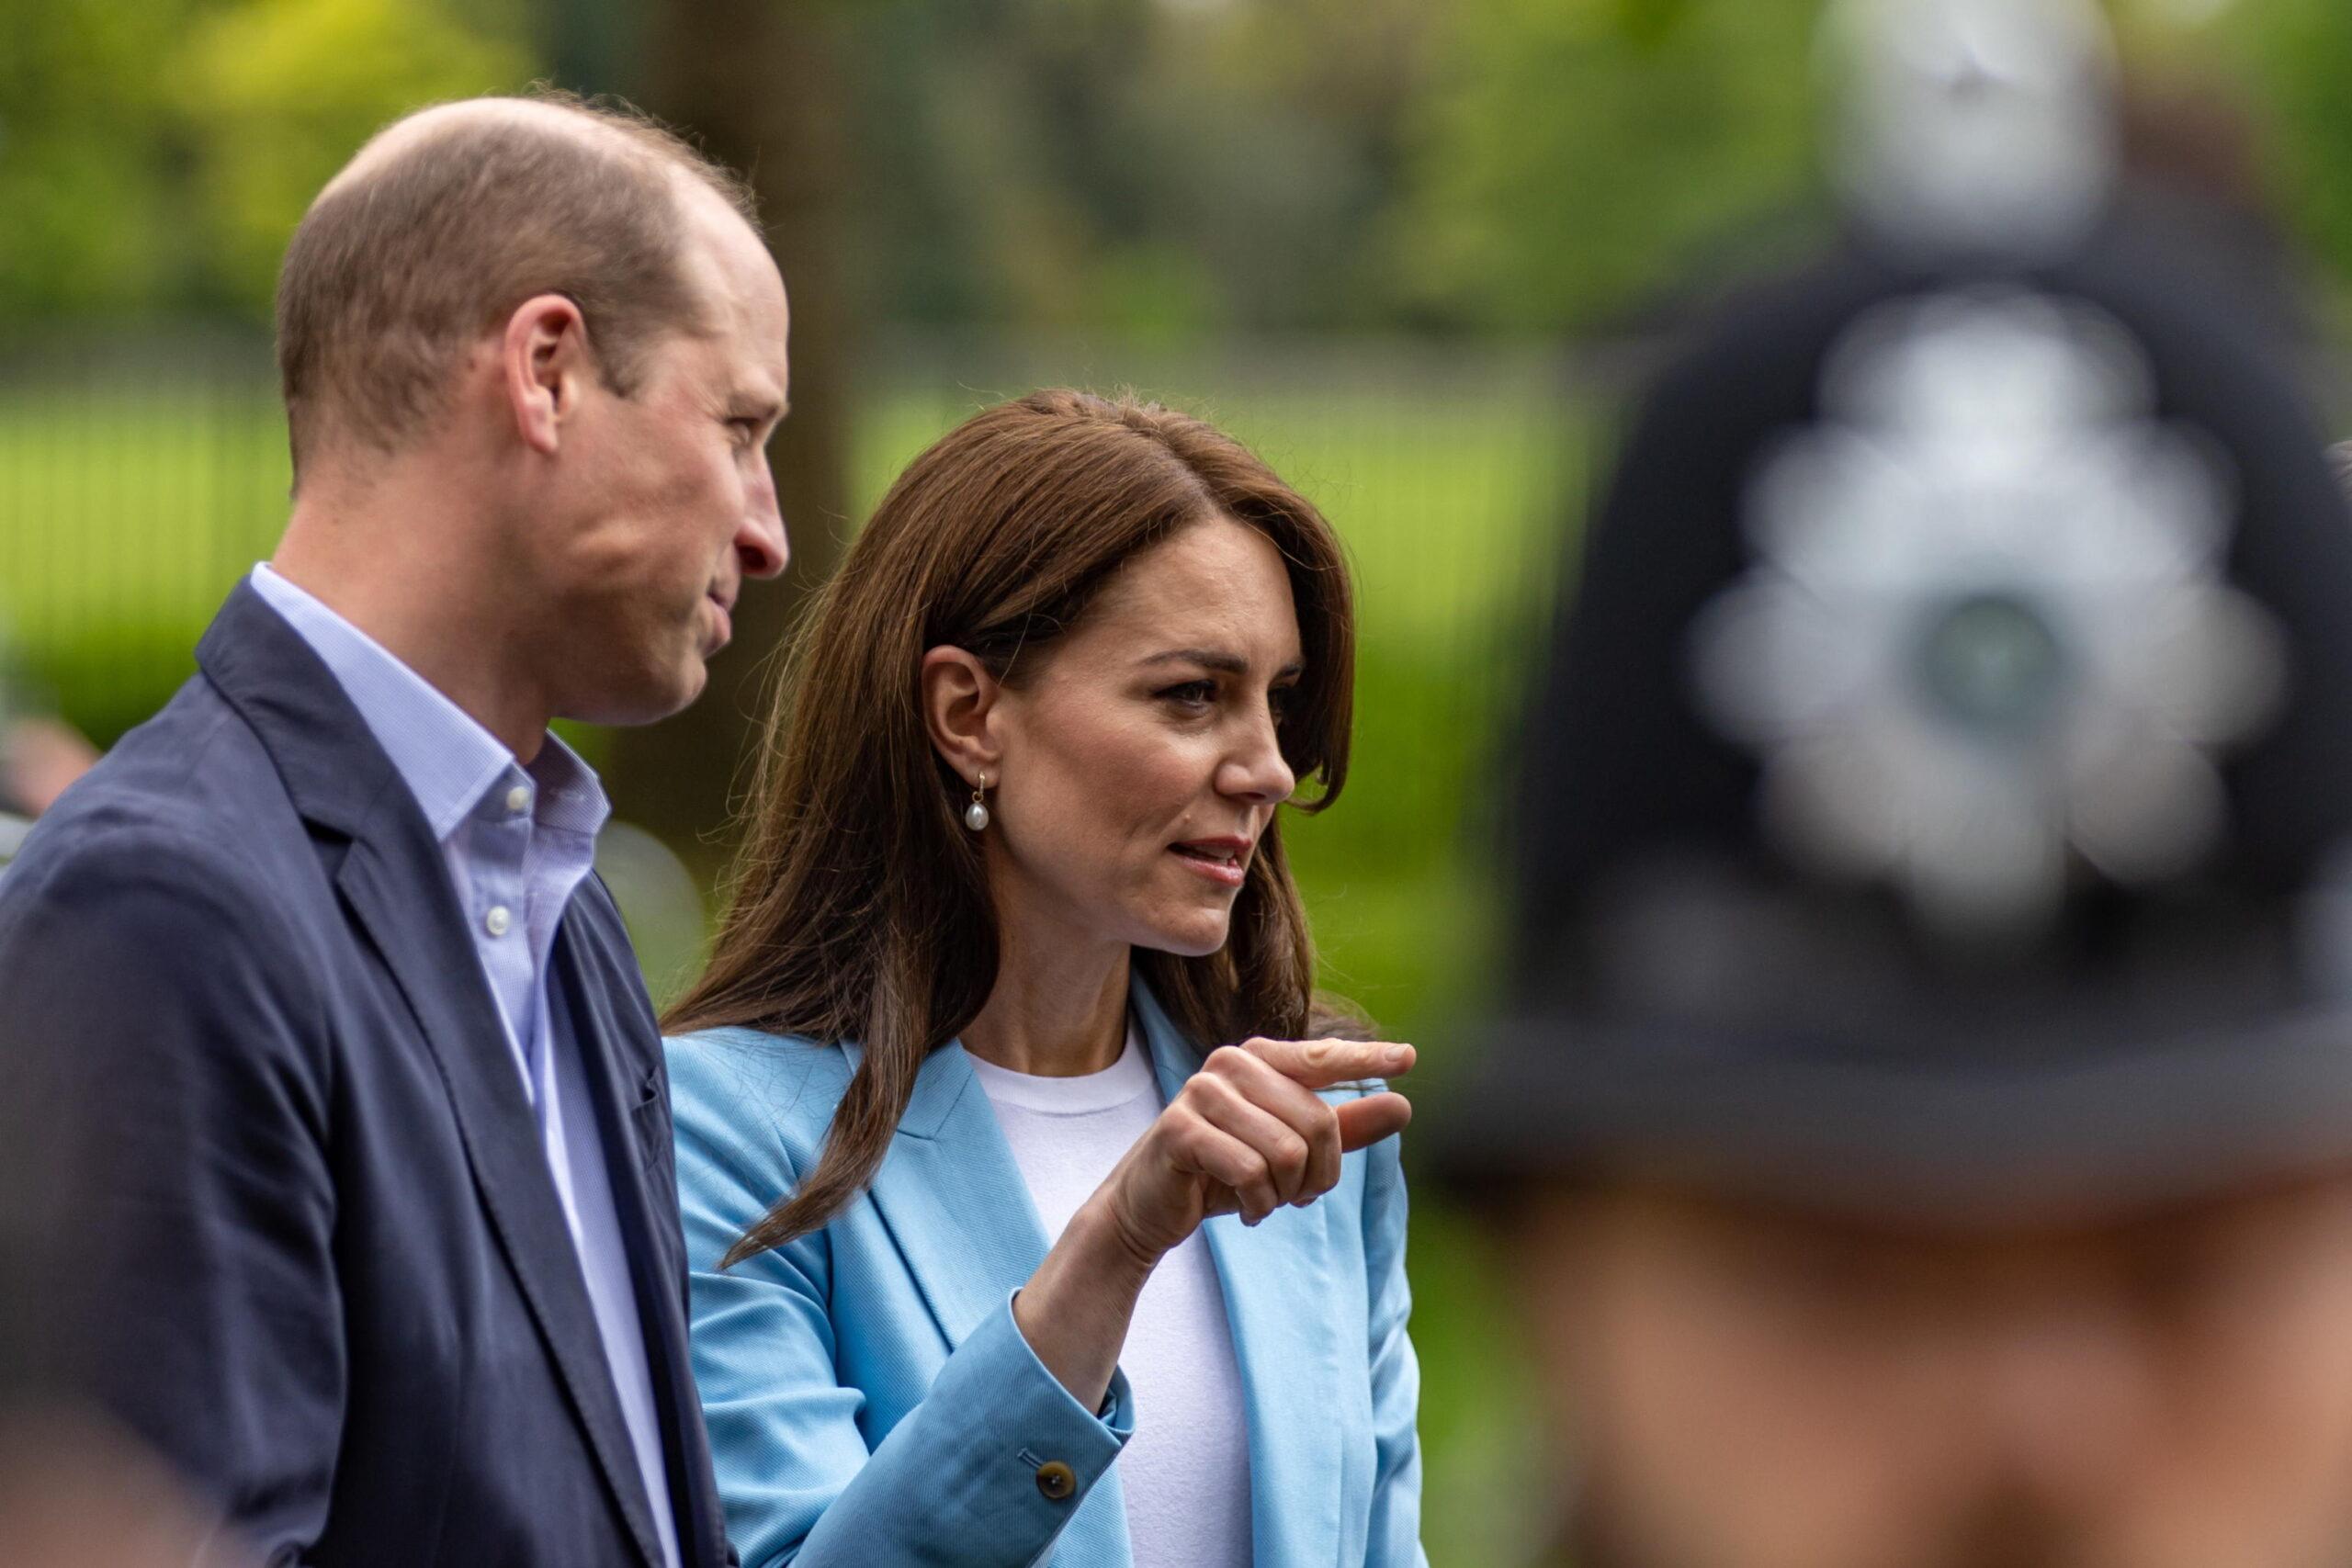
[1219,711,1296,803]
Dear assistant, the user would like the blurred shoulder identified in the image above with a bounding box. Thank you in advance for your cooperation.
[8,678,294,897]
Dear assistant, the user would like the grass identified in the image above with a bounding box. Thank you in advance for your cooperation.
[0,360,1594,1564]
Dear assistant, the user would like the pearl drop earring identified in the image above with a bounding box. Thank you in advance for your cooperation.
[964,775,990,832]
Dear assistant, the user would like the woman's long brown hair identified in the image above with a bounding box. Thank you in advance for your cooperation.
[665,389,1358,1265]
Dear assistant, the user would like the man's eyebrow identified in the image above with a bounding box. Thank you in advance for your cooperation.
[1136,649,1306,679]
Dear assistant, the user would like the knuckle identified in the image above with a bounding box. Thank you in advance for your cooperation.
[1302,1038,1337,1072]
[1186,1074,1238,1113]
[1206,1044,1250,1077]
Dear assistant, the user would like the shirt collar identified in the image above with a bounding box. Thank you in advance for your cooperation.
[247,563,609,844]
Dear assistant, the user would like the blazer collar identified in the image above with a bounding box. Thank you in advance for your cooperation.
[196,578,410,840]
[199,583,674,1567]
[866,976,1347,1566]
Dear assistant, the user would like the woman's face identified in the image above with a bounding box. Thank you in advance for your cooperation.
[985,516,1305,959]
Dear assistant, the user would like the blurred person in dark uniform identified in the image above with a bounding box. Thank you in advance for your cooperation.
[1437,3,2352,1565]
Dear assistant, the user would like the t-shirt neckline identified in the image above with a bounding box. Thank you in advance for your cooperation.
[965,1015,1156,1115]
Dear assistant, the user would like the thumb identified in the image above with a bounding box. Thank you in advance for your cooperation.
[1335,1090,1412,1154]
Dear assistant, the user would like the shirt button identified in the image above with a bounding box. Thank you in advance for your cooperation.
[505,784,532,814]
[484,905,513,938]
[1034,1460,1076,1501]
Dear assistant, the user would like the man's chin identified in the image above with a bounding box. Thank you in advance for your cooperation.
[560,664,708,729]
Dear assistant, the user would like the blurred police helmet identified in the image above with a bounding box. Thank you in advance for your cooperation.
[1439,3,2352,1225]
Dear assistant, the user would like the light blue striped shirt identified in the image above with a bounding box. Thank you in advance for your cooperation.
[250,563,682,1568]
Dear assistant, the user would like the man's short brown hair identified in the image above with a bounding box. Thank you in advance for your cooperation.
[275,91,758,479]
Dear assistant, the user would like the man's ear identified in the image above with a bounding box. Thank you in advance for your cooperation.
[502,293,591,457]
[922,646,1004,786]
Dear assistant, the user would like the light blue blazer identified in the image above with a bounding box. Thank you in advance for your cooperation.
[668,978,1427,1568]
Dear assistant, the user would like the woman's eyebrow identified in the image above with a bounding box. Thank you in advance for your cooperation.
[1137,648,1250,674]
[1136,649,1306,680]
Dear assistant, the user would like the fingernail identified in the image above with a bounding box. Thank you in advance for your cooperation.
[1385,1044,1414,1071]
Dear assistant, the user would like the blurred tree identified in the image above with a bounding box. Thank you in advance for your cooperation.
[1388,0,1825,334]
[6,0,2352,342]
[605,0,858,863]
[830,0,1437,336]
[542,0,637,101]
[2204,0,2352,292]
[0,0,209,314]
[0,0,533,323]
[175,0,533,310]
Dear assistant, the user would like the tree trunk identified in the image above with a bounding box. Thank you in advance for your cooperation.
[607,0,857,874]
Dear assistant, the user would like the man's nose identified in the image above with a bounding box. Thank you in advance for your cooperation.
[737,501,788,581]
[1969,1293,2154,1506]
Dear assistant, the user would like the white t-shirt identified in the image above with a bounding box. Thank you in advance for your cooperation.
[967,1024,1255,1568]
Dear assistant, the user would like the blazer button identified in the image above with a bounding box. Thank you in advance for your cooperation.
[1034,1461,1077,1501]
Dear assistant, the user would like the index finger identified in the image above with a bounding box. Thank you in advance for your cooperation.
[1241,1036,1416,1090]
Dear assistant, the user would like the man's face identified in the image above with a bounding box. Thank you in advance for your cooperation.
[1517,1175,2352,1568]
[528,182,791,726]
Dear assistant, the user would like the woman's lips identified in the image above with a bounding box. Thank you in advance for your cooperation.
[1170,840,1250,888]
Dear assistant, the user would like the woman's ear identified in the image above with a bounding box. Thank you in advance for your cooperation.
[920,646,1003,785]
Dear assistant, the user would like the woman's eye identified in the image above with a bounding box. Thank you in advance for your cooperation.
[1159,680,1217,707]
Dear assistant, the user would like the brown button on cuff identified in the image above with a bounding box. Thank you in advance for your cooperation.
[1034,1460,1077,1501]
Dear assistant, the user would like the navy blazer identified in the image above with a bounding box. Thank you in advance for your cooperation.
[0,582,728,1567]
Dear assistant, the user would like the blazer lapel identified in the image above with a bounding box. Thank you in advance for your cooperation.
[336,828,666,1568]
[557,912,727,1568]
[864,1042,1052,1348]
[863,1038,1135,1568]
[1135,983,1347,1568]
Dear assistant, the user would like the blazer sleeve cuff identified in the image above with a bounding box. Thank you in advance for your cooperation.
[944,1290,1134,1505]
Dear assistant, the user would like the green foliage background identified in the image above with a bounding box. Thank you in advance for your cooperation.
[6,0,2349,335]
[7,1,2352,1561]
